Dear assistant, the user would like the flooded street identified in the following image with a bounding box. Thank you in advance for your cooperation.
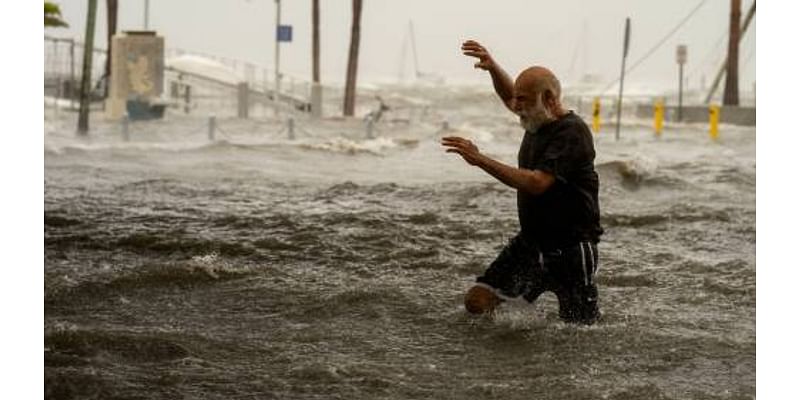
[44,85,755,399]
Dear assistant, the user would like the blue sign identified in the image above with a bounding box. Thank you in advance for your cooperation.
[277,25,293,42]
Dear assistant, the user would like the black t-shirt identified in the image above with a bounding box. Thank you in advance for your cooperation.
[517,111,603,250]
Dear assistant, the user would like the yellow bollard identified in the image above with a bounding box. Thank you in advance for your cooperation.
[709,104,720,140]
[654,99,664,136]
[592,97,601,133]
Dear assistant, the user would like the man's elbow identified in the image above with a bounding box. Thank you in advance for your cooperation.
[524,172,555,196]
[526,182,548,196]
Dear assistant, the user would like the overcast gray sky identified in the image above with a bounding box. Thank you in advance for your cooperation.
[48,0,755,90]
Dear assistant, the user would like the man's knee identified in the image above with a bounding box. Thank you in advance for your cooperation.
[464,285,501,314]
[557,286,600,325]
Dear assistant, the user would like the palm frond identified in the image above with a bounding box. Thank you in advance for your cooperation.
[44,2,69,28]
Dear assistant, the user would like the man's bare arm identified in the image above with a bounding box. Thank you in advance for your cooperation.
[461,40,515,112]
[441,136,555,196]
[475,153,555,196]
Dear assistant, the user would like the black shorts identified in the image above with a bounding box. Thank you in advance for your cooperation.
[476,234,600,324]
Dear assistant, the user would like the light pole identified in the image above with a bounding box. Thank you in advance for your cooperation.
[144,0,150,30]
[274,0,282,115]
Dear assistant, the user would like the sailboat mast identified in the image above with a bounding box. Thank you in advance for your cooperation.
[397,29,408,82]
[408,21,420,79]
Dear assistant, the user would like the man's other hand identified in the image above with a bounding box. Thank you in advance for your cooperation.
[442,136,482,166]
[461,40,495,71]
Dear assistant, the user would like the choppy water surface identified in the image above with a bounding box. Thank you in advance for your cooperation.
[44,86,755,399]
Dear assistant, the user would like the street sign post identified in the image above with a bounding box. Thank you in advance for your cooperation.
[676,44,687,121]
[615,17,631,141]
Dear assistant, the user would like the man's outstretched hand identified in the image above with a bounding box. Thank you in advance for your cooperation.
[442,136,483,166]
[461,40,495,71]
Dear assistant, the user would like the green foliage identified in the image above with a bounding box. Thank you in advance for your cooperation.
[45,1,69,27]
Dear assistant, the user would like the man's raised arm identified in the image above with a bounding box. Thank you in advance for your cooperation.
[461,40,515,112]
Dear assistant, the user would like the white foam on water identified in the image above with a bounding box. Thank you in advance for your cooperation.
[299,136,400,155]
[187,252,253,279]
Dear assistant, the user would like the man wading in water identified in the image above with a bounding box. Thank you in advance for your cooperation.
[442,40,604,324]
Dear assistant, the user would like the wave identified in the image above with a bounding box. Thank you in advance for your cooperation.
[701,277,754,297]
[597,158,688,190]
[45,328,191,365]
[315,181,405,200]
[445,121,496,143]
[44,213,82,228]
[601,213,669,227]
[302,286,422,319]
[713,166,756,186]
[596,274,658,288]
[45,134,423,159]
[45,369,116,399]
[602,204,733,227]
[111,233,256,257]
[298,136,418,155]
[404,211,441,225]
[46,255,255,305]
[45,140,228,154]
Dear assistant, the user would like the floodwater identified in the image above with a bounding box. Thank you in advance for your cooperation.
[44,85,755,399]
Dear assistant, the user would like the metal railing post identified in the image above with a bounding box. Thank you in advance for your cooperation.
[208,115,216,141]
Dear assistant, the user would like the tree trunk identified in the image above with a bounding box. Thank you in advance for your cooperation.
[104,0,118,98]
[723,0,740,106]
[78,0,99,134]
[312,0,320,83]
[343,0,363,116]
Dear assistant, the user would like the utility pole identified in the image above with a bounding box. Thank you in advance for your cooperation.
[343,0,363,117]
[77,0,99,135]
[704,1,754,104]
[704,1,755,104]
[723,0,741,105]
[310,0,322,117]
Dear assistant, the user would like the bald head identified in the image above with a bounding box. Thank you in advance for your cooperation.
[515,66,562,105]
[512,66,565,131]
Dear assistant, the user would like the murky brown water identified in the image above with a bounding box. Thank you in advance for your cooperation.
[45,85,755,399]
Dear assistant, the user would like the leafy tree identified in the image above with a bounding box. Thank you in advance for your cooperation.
[45,1,68,27]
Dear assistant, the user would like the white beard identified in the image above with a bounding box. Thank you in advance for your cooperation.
[519,115,542,132]
[518,105,553,132]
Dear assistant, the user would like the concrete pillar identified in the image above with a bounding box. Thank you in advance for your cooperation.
[237,82,249,119]
[310,82,323,118]
[106,31,164,120]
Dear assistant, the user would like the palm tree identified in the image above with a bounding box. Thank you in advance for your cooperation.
[44,1,68,27]
[343,0,363,116]
[104,0,118,98]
